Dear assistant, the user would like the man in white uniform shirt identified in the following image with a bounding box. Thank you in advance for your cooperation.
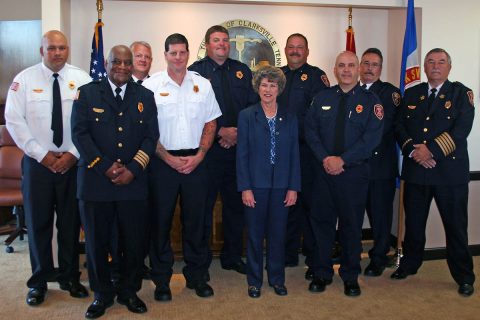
[5,30,91,306]
[143,33,221,300]
[130,41,153,84]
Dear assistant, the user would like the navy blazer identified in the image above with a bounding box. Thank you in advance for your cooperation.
[236,103,301,191]
[72,79,159,201]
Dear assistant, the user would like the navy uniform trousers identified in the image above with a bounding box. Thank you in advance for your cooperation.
[401,182,474,285]
[22,155,81,289]
[310,163,369,281]
[204,143,244,268]
[245,188,289,288]
[149,155,209,286]
[80,200,147,301]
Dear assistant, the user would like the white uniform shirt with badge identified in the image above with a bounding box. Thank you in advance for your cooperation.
[143,70,221,150]
[5,62,91,162]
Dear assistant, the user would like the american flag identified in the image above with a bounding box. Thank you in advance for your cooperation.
[89,19,107,80]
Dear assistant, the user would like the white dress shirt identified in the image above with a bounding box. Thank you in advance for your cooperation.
[143,70,221,150]
[5,62,91,162]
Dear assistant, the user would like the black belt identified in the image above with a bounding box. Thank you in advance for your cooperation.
[168,148,198,156]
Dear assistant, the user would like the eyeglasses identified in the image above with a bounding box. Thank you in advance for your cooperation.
[111,59,133,66]
[361,61,382,68]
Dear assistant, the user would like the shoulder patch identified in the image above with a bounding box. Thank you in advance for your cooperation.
[374,104,384,120]
[10,82,19,91]
[392,92,401,107]
[236,71,243,79]
[321,74,330,87]
[467,91,474,106]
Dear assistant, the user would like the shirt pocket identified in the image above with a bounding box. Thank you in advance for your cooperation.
[26,90,50,120]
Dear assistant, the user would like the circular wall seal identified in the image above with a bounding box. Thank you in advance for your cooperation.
[197,19,282,70]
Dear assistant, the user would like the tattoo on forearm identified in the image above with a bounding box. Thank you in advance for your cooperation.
[199,120,217,154]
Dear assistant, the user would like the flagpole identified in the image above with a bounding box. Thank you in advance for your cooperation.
[395,181,405,267]
[97,0,103,19]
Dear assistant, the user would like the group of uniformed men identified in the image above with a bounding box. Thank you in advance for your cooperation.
[4,23,475,319]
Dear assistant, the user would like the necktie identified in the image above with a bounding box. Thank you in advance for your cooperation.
[278,69,296,111]
[51,73,63,147]
[333,93,347,156]
[115,87,122,107]
[361,83,367,90]
[220,66,237,126]
[427,88,437,112]
[137,79,143,85]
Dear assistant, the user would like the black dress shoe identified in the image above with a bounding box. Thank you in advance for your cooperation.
[390,268,416,280]
[458,283,474,297]
[305,268,314,281]
[344,280,361,297]
[248,286,261,298]
[186,281,214,298]
[308,278,332,293]
[222,261,247,274]
[154,284,172,301]
[272,284,288,296]
[85,299,114,319]
[364,262,386,277]
[60,281,89,298]
[117,295,147,314]
[26,288,46,306]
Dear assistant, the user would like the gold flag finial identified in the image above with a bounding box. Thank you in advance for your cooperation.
[348,7,353,27]
[96,0,103,20]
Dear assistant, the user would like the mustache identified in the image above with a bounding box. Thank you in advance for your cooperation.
[289,53,301,57]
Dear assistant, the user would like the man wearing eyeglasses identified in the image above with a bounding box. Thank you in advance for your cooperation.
[5,30,91,307]
[72,45,159,318]
[359,48,401,277]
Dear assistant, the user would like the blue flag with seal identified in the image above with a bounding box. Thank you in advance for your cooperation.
[89,19,106,80]
[400,0,420,95]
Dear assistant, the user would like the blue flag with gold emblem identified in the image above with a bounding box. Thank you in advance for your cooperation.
[89,19,106,80]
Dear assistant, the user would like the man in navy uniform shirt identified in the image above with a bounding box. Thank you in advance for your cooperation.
[359,48,401,277]
[189,25,258,276]
[277,33,330,277]
[392,48,475,297]
[305,51,384,297]
[72,45,159,318]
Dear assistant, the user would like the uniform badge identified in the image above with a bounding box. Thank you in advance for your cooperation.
[374,104,384,120]
[138,102,144,113]
[321,75,330,87]
[420,95,425,100]
[439,94,445,99]
[75,89,81,100]
[236,71,243,79]
[467,91,474,106]
[160,92,169,96]
[321,106,331,110]
[68,81,76,90]
[445,101,452,109]
[392,92,401,107]
[33,89,43,93]
[193,85,199,93]
[356,105,363,113]
[93,108,104,113]
[300,73,308,81]
[10,82,19,91]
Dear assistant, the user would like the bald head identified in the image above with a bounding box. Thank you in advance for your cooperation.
[105,45,133,87]
[40,30,69,72]
[334,51,359,92]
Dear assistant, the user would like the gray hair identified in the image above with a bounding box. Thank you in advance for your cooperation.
[425,48,451,65]
[252,65,286,95]
[130,41,152,51]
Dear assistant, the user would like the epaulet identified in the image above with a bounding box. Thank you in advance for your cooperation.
[92,79,102,83]
[190,71,201,77]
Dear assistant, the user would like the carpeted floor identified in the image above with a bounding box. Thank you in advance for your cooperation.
[0,235,479,320]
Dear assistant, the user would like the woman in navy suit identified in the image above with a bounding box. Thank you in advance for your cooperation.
[236,65,301,298]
